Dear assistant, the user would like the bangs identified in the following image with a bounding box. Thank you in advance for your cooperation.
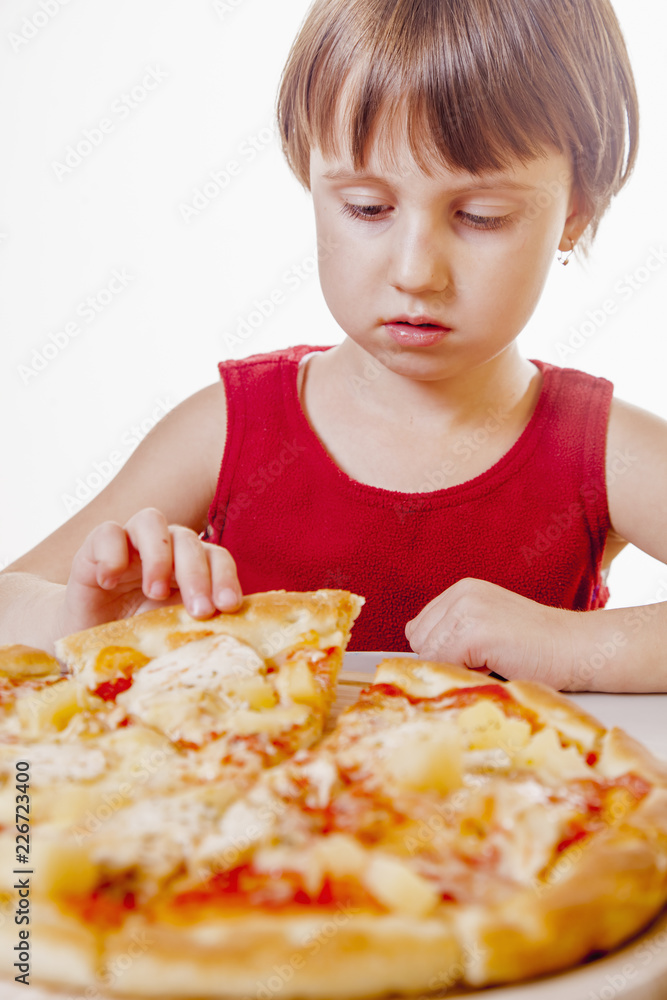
[276,0,639,247]
[303,4,561,179]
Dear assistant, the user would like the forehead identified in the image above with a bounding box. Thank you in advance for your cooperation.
[309,142,571,196]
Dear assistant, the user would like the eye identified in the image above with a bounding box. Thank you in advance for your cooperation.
[457,211,512,231]
[339,202,390,222]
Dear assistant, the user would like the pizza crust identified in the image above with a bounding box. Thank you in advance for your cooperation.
[102,909,462,999]
[597,725,667,785]
[457,785,667,985]
[0,645,61,677]
[504,679,605,753]
[372,657,493,698]
[0,900,99,989]
[55,590,365,683]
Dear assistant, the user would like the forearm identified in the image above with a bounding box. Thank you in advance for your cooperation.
[564,602,667,693]
[0,572,67,655]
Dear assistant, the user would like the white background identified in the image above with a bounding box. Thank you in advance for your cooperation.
[1,0,666,610]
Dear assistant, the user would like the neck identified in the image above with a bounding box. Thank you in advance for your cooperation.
[320,338,539,432]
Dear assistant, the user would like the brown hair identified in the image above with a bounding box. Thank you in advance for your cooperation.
[275,0,639,253]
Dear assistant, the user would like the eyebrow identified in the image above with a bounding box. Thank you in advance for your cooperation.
[320,167,535,192]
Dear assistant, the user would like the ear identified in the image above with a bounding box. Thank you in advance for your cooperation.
[559,186,594,251]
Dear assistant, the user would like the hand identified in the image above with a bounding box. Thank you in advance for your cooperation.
[61,507,242,635]
[405,578,579,691]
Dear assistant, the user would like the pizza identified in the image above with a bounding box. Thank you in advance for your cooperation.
[1,594,667,999]
[0,589,363,987]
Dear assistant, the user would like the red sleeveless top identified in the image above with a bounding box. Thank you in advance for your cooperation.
[206,345,613,652]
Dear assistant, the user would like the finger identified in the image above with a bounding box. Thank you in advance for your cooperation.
[124,508,174,599]
[205,544,243,611]
[170,526,217,617]
[405,593,451,652]
[407,588,447,631]
[73,521,132,590]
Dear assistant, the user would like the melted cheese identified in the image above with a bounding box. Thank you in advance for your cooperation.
[195,785,282,870]
[363,853,440,916]
[2,742,108,783]
[298,754,339,809]
[88,791,221,881]
[116,634,267,745]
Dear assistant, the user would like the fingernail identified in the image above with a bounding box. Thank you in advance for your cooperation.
[148,581,169,599]
[191,595,214,616]
[217,588,240,611]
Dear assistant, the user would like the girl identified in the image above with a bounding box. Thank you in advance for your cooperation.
[2,0,666,692]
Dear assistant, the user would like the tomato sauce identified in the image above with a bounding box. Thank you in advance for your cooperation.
[359,682,540,729]
[92,676,133,702]
[66,885,136,929]
[173,865,379,912]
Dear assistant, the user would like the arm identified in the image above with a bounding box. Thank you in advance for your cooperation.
[406,396,667,693]
[0,381,241,653]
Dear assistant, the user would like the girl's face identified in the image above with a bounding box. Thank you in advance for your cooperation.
[309,130,585,383]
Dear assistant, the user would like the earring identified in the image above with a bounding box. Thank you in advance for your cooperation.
[557,237,575,266]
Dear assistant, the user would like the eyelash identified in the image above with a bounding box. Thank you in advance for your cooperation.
[338,203,511,231]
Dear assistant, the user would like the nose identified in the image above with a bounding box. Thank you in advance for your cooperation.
[388,214,453,297]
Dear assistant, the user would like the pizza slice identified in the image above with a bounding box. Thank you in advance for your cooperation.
[0,645,82,739]
[0,589,364,991]
[43,657,667,1000]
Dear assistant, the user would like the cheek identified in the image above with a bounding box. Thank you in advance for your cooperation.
[318,234,370,306]
[474,232,556,327]
[317,250,356,321]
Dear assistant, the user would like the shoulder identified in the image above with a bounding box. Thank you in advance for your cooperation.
[604,394,667,555]
[606,394,667,449]
[605,395,667,498]
[532,359,613,400]
[218,344,326,376]
[530,359,613,425]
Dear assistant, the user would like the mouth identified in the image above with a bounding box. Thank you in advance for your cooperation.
[386,314,450,329]
[383,316,452,346]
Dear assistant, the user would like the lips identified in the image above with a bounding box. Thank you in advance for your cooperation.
[383,315,452,347]
[386,314,450,330]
